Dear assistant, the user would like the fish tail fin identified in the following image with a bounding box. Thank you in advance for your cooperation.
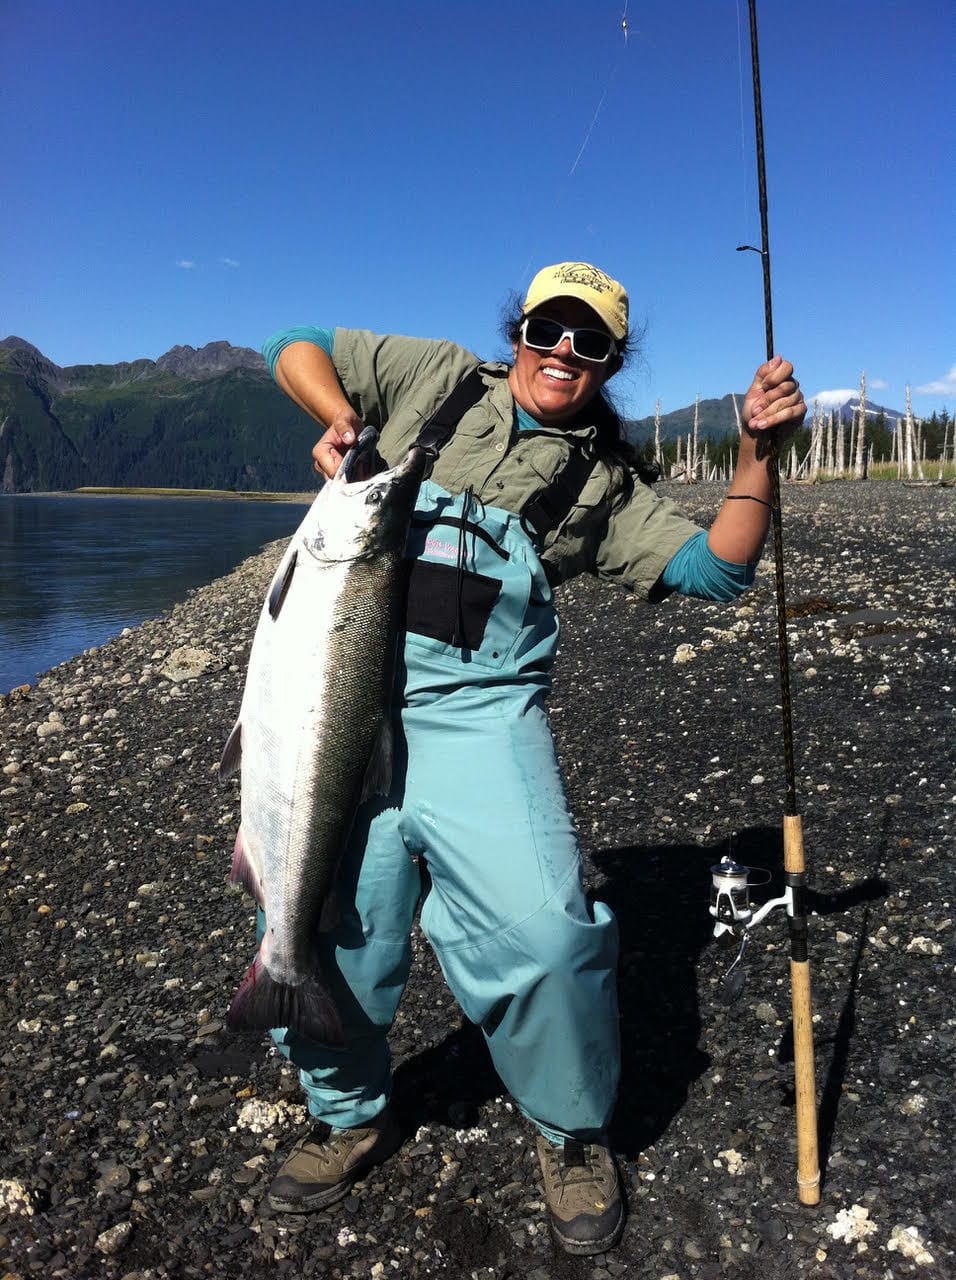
[226,955,345,1048]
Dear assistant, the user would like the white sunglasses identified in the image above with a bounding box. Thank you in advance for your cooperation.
[519,315,618,364]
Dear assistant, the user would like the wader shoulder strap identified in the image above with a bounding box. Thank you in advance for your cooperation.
[413,367,487,464]
[519,446,600,545]
[411,364,601,546]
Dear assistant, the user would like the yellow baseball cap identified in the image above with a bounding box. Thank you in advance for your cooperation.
[522,262,629,340]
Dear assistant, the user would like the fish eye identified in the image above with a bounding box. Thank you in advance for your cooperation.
[365,489,383,505]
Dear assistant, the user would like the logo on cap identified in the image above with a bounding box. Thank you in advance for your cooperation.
[552,262,616,294]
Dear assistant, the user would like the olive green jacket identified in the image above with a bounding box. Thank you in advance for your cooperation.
[333,328,701,598]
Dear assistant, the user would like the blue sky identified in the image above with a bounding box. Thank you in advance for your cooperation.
[3,0,952,421]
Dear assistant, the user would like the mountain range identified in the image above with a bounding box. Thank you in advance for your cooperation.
[0,337,907,494]
[0,337,319,494]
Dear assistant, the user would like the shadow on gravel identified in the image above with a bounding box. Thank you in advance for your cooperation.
[592,826,890,1163]
[591,835,717,1157]
[393,1019,500,1130]
[387,821,888,1209]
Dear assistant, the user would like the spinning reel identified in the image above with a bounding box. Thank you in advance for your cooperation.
[709,855,793,1002]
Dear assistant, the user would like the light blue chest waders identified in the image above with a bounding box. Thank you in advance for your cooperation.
[263,480,620,1143]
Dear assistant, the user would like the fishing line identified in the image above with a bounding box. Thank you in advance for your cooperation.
[567,1,634,177]
[568,73,617,180]
[514,3,632,292]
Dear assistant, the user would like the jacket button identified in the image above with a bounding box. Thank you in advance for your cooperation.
[494,442,505,452]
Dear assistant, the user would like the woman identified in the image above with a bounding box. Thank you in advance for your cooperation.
[256,262,805,1256]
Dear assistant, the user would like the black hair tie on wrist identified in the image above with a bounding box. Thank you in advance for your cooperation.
[726,494,772,510]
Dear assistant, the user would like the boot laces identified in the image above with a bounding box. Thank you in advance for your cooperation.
[299,1124,369,1171]
[560,1139,600,1184]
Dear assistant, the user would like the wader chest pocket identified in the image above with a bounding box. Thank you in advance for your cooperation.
[405,560,502,652]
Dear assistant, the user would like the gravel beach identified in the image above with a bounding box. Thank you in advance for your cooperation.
[1,481,953,1280]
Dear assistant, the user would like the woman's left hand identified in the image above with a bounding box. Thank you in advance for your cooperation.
[741,355,806,442]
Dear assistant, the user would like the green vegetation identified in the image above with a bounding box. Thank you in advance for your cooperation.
[0,344,321,494]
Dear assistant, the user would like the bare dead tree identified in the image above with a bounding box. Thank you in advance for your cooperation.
[691,393,700,481]
[904,385,915,480]
[825,409,835,476]
[853,371,867,479]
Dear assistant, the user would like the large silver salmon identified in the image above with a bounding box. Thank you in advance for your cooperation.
[220,429,428,1046]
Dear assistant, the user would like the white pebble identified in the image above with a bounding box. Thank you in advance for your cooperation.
[827,1204,877,1243]
[887,1224,934,1264]
[716,1148,746,1174]
[0,1178,34,1217]
[906,936,943,955]
[95,1221,133,1255]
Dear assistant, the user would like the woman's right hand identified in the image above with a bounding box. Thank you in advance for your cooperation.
[311,408,366,479]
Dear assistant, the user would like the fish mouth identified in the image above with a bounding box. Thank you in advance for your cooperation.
[335,426,382,485]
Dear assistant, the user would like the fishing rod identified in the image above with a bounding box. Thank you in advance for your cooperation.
[710,0,821,1208]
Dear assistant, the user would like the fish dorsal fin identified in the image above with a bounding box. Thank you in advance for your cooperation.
[360,718,393,802]
[219,719,242,781]
[268,547,298,619]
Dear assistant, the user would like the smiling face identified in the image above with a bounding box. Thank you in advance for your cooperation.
[508,298,621,426]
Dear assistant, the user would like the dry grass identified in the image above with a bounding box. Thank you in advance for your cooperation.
[865,460,955,483]
[72,486,313,502]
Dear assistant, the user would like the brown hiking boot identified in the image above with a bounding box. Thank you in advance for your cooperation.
[535,1133,625,1255]
[266,1108,402,1213]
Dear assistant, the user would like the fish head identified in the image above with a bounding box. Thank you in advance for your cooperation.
[301,437,429,564]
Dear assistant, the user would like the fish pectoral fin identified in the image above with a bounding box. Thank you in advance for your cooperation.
[267,547,298,619]
[219,720,242,782]
[359,718,393,802]
[318,887,341,932]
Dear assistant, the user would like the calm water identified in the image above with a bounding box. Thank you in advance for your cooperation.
[0,495,308,694]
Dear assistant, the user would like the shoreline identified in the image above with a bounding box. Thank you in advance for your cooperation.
[6,474,954,505]
[6,486,314,503]
[0,482,953,1277]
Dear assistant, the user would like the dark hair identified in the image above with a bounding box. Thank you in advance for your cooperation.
[499,293,654,505]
